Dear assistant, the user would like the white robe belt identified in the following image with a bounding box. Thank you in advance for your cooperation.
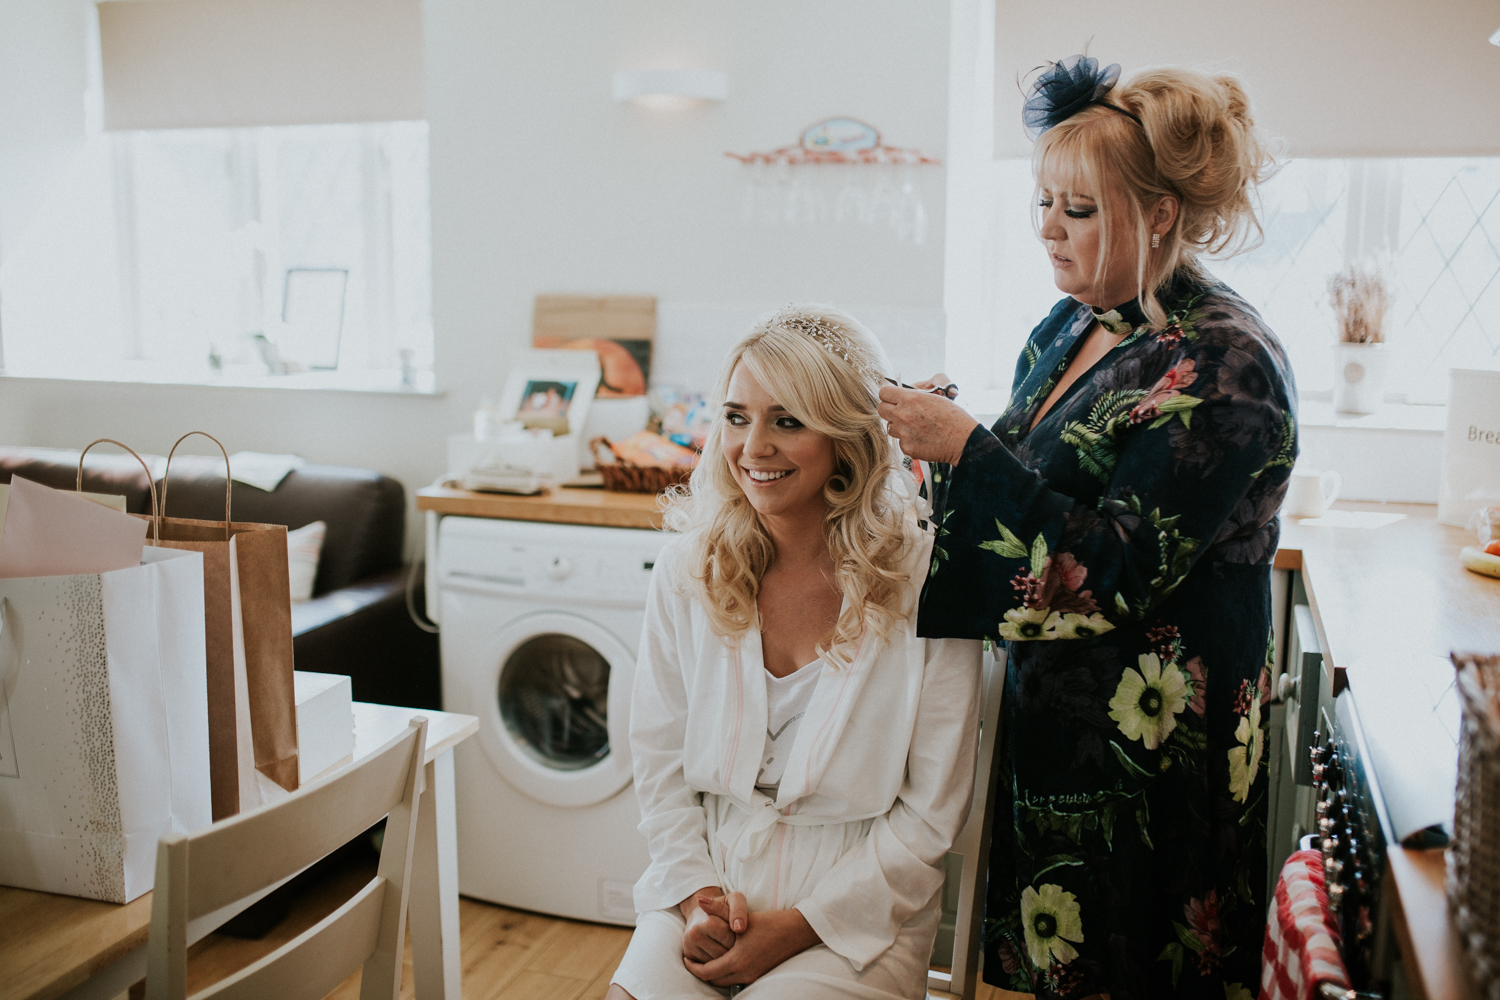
[718,795,883,865]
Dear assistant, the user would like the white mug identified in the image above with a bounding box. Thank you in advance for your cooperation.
[1285,469,1342,519]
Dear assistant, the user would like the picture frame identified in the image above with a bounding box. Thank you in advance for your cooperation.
[495,350,601,440]
[281,268,348,370]
[532,295,654,398]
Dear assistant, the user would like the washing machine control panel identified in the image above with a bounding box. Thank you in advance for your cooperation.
[438,518,664,608]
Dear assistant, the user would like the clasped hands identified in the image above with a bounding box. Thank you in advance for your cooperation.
[678,887,820,988]
[876,373,979,467]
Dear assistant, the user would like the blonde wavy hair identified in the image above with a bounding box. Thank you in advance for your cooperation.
[1033,65,1279,327]
[662,305,916,666]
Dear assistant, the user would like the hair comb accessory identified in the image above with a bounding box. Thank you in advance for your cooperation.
[768,306,885,385]
[1022,54,1142,138]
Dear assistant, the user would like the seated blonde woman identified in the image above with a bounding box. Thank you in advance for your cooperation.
[607,306,983,1000]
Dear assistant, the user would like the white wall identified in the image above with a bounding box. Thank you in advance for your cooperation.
[0,0,87,283]
[0,0,950,550]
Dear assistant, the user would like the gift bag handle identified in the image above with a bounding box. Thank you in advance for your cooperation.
[76,438,161,545]
[161,432,232,541]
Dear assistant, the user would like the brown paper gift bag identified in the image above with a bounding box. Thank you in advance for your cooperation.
[88,433,300,819]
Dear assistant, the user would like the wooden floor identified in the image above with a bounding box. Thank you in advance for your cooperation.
[148,847,1026,1000]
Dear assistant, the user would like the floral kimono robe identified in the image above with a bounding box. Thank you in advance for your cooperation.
[918,273,1297,1000]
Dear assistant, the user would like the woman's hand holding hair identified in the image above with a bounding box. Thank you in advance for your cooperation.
[683,894,820,987]
[878,375,978,465]
[678,887,738,963]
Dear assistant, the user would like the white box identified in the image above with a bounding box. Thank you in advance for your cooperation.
[294,671,354,782]
[1438,369,1500,525]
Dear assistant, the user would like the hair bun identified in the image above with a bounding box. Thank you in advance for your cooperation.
[1121,67,1277,254]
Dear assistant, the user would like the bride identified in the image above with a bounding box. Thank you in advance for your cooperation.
[607,306,983,1000]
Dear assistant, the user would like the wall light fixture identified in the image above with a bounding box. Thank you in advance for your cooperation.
[612,69,728,106]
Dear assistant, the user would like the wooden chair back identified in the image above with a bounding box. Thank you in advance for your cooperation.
[146,717,428,1000]
[928,647,1006,1000]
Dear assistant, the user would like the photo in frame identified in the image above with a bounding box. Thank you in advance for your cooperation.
[514,379,578,435]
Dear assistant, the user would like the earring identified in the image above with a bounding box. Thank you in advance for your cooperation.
[1151,233,1161,249]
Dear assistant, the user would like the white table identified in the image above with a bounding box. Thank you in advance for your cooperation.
[351,703,477,1000]
[0,702,477,1000]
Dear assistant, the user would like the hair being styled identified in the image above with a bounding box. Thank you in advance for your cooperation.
[662,305,914,666]
[1033,65,1278,327]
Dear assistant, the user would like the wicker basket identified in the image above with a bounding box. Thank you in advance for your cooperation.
[1449,651,1500,1000]
[590,437,694,494]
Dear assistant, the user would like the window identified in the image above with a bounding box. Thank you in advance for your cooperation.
[976,157,1500,406]
[0,18,432,392]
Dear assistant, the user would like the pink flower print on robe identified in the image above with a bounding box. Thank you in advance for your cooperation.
[1011,551,1100,615]
[1130,359,1198,424]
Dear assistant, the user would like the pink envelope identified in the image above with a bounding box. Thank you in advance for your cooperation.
[0,476,149,578]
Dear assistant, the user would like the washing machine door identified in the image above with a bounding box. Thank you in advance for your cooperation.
[476,611,636,808]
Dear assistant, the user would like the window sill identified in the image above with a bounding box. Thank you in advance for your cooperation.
[1296,399,1446,434]
[0,361,439,395]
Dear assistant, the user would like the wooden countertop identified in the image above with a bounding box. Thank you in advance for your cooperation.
[1387,846,1480,1000]
[1276,502,1498,1000]
[1276,502,1500,692]
[416,482,664,530]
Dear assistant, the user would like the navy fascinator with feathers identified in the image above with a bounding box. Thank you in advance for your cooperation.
[1022,55,1136,138]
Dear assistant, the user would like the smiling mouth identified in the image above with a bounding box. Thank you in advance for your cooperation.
[744,469,792,482]
[1052,253,1073,265]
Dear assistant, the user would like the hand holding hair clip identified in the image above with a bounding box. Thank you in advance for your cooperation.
[883,377,958,400]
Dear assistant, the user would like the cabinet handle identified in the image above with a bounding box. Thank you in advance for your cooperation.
[1279,672,1298,701]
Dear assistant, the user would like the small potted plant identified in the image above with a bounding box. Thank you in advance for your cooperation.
[1328,261,1394,414]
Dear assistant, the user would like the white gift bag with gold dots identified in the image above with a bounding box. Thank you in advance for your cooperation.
[0,546,210,902]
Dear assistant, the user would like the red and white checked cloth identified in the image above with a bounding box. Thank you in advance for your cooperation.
[1259,849,1352,1000]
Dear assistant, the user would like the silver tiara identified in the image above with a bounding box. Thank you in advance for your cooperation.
[767,306,884,384]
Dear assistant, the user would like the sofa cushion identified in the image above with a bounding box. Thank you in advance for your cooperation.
[157,456,404,596]
[287,520,327,602]
[0,446,164,514]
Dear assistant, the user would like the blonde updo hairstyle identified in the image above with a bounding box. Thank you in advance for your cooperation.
[1034,66,1278,328]
[662,305,914,666]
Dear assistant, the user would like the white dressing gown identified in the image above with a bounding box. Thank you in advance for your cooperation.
[612,527,983,999]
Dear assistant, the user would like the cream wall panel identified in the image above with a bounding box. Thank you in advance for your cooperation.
[98,0,424,129]
[994,0,1500,159]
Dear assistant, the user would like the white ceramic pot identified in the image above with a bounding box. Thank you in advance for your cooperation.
[1333,342,1390,415]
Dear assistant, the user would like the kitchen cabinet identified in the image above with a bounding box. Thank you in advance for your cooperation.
[1269,503,1498,1000]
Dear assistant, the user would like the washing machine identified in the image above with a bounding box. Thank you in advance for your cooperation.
[437,515,666,925]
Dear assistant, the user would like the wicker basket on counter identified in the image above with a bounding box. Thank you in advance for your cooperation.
[1449,652,1500,999]
[590,437,694,494]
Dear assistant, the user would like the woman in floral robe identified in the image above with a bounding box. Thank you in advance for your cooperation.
[879,58,1295,999]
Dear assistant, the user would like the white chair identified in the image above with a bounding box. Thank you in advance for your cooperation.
[929,647,1007,1000]
[145,717,429,1000]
